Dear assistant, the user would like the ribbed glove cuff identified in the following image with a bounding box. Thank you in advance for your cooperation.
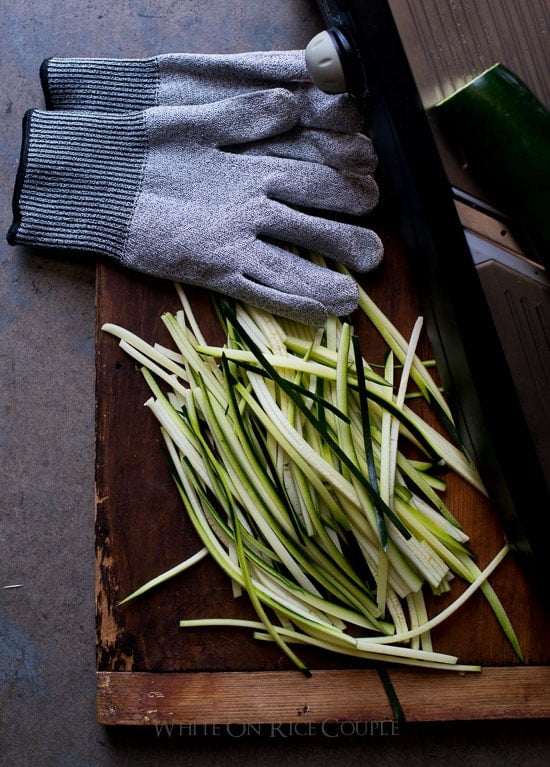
[41,57,159,111]
[7,109,147,257]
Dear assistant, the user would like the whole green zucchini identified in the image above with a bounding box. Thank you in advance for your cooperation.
[435,63,550,268]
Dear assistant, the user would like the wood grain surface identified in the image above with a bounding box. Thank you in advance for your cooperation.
[95,218,550,723]
[97,667,550,725]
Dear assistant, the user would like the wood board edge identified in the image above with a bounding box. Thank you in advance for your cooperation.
[97,666,550,725]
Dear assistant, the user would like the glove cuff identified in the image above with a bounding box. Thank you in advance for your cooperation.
[7,109,147,258]
[41,57,159,111]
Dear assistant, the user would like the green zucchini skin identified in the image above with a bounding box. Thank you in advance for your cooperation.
[435,64,550,267]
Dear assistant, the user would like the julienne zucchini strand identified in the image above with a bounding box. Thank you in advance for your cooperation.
[102,265,521,692]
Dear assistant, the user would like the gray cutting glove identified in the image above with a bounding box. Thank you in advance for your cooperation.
[8,91,383,325]
[40,50,377,174]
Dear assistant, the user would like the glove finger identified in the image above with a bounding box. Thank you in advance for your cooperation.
[259,201,384,273]
[221,245,360,324]
[265,163,379,216]
[158,89,300,146]
[291,85,364,132]
[159,52,364,132]
[233,128,377,173]
[159,50,308,98]
[223,276,328,326]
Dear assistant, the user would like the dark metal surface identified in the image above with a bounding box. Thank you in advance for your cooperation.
[389,0,550,109]
[388,0,550,197]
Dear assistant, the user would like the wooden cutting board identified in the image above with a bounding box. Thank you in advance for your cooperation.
[95,222,550,725]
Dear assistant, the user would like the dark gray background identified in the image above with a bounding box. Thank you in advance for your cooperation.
[1,0,548,764]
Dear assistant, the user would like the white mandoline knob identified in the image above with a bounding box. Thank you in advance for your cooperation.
[305,31,347,94]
